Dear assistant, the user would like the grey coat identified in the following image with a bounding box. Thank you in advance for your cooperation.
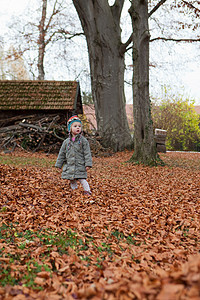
[55,135,92,180]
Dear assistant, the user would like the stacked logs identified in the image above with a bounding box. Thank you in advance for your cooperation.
[0,114,67,153]
[0,114,110,156]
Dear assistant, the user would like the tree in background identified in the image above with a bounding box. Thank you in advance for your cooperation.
[152,98,200,151]
[0,45,6,80]
[0,44,29,80]
[6,0,83,80]
[37,0,83,79]
[6,47,30,80]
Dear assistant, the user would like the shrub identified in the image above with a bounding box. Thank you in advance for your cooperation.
[152,98,200,151]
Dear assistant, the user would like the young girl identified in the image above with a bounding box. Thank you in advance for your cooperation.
[55,116,92,195]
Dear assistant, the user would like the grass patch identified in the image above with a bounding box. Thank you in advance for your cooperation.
[0,223,144,288]
[0,155,55,168]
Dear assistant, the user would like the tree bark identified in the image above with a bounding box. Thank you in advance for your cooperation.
[72,0,133,151]
[129,0,159,165]
[37,0,47,80]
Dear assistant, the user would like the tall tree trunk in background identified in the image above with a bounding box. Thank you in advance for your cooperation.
[129,0,159,165]
[37,0,47,80]
[72,0,133,151]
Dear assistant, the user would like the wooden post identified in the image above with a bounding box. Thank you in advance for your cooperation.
[154,129,167,153]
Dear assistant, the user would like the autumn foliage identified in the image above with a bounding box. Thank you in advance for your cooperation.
[0,150,200,299]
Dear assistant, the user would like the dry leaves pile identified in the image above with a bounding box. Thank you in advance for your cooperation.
[0,150,200,300]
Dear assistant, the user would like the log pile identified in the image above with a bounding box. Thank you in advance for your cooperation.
[0,114,67,154]
[0,114,111,156]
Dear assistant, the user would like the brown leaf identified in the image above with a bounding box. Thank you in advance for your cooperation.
[0,150,200,299]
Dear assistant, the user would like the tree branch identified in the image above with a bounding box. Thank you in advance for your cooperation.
[44,0,68,33]
[148,0,167,18]
[182,0,200,13]
[44,0,59,32]
[66,32,85,40]
[45,30,84,45]
[150,36,200,42]
[119,33,133,55]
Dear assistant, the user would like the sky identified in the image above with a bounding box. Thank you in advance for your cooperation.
[182,67,200,100]
[0,0,200,105]
[0,0,29,29]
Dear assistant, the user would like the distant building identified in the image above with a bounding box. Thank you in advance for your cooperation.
[83,104,134,132]
[83,104,200,133]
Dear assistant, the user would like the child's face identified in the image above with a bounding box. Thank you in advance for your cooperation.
[71,122,82,136]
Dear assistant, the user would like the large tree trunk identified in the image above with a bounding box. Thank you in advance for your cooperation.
[37,0,47,80]
[129,0,159,165]
[72,0,133,151]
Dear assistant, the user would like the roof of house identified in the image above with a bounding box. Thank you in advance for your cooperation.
[83,104,134,131]
[0,80,82,111]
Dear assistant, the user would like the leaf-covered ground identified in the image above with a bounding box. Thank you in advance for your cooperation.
[0,150,200,300]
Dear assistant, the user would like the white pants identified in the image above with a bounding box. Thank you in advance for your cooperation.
[70,179,91,193]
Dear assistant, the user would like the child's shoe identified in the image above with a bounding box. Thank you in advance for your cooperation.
[84,191,91,196]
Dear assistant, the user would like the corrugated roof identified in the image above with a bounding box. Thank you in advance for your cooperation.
[0,80,80,110]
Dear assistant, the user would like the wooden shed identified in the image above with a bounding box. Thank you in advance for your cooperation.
[0,80,83,126]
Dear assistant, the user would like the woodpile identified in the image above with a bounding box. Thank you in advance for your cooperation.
[0,114,112,156]
[0,114,67,153]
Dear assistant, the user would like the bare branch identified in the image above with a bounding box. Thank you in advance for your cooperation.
[44,1,68,32]
[44,0,58,32]
[150,36,200,42]
[182,0,200,13]
[45,30,84,46]
[45,31,59,46]
[148,0,167,18]
[66,32,85,40]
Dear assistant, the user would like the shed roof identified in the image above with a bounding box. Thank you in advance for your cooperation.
[0,80,82,111]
